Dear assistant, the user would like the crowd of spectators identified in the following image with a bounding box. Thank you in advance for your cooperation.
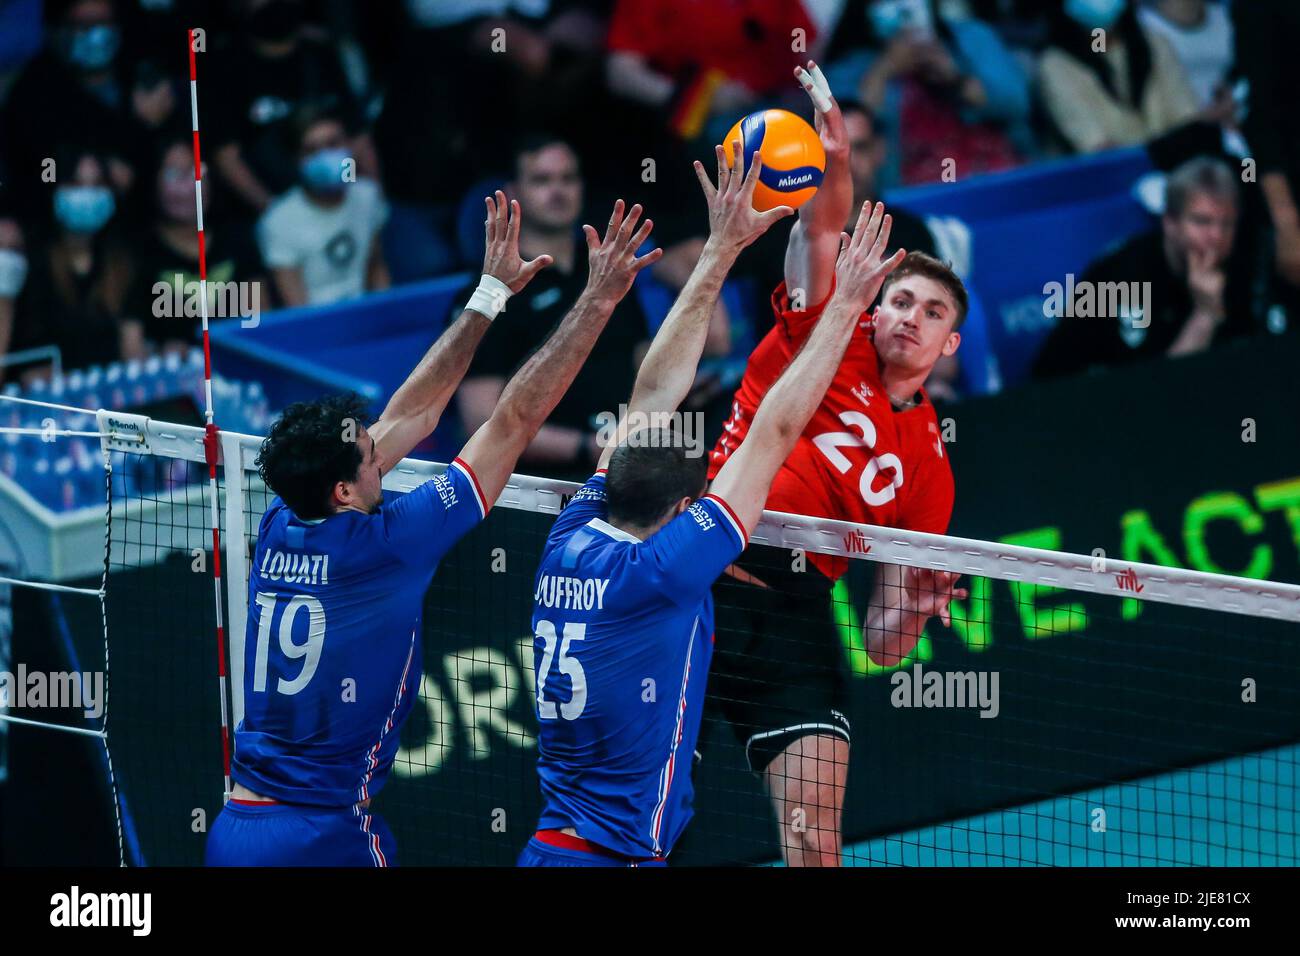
[0,0,1294,474]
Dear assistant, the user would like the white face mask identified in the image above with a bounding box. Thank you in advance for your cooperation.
[0,249,28,298]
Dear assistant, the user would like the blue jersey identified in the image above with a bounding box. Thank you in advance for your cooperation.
[232,458,487,807]
[530,471,747,858]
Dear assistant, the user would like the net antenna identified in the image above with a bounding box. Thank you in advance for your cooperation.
[187,27,233,803]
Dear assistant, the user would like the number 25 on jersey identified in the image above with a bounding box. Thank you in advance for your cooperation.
[535,619,587,720]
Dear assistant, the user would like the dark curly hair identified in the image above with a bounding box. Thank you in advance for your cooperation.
[605,431,709,530]
[255,392,370,520]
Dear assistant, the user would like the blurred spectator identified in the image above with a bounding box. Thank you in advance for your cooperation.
[605,0,818,140]
[121,134,266,354]
[257,104,389,307]
[9,147,137,380]
[819,0,1031,187]
[376,1,613,283]
[1038,0,1199,154]
[1,0,145,219]
[117,1,230,144]
[842,98,940,254]
[0,215,27,387]
[127,55,179,137]
[964,0,1052,50]
[1234,0,1300,312]
[454,134,650,480]
[1032,156,1253,379]
[209,0,377,218]
[1138,1,1234,115]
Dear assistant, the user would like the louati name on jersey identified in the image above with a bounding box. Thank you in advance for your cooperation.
[257,549,330,585]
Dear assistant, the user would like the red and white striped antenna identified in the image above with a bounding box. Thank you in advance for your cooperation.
[187,27,233,802]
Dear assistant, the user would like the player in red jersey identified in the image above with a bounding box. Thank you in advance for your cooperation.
[704,62,970,866]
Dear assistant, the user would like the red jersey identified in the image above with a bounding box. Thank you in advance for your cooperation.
[608,0,816,97]
[707,282,955,581]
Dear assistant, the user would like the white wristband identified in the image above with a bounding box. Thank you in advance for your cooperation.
[464,274,513,321]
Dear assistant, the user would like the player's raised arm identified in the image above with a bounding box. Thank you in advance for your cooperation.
[597,143,793,471]
[459,200,662,507]
[784,61,852,311]
[711,202,905,533]
[368,191,552,473]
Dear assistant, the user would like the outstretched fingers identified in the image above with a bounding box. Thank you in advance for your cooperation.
[848,202,883,256]
[880,247,908,276]
[716,144,732,197]
[728,139,745,197]
[848,200,875,250]
[627,215,655,253]
[694,159,717,203]
[484,194,498,244]
[603,199,626,245]
[614,203,644,249]
[868,213,893,263]
[494,190,508,243]
[833,231,851,269]
[758,204,796,226]
[632,245,664,273]
[795,60,832,113]
[506,198,522,250]
[518,253,553,284]
[740,149,765,200]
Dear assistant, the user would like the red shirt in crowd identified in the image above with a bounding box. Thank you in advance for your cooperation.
[608,0,817,96]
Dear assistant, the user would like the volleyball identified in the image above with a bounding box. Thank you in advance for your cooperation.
[723,108,826,211]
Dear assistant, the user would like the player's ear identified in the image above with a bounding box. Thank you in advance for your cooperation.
[331,480,348,507]
[942,331,961,356]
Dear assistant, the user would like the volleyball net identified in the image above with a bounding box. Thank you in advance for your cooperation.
[10,410,1300,866]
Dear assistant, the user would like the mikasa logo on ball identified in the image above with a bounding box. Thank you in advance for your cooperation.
[778,173,814,187]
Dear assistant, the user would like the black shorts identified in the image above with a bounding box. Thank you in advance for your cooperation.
[706,545,851,774]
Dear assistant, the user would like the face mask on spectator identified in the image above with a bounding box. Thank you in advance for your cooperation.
[0,249,28,298]
[1064,0,1127,32]
[869,0,935,41]
[54,185,116,234]
[249,0,303,42]
[301,148,350,194]
[59,24,121,71]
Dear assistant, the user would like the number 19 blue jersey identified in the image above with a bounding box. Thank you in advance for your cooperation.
[233,458,487,807]
[530,470,747,858]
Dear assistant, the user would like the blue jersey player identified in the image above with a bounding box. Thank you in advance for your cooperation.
[519,145,908,865]
[206,193,663,866]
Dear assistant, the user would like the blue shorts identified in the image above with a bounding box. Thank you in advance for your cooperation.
[205,800,397,867]
[517,836,667,868]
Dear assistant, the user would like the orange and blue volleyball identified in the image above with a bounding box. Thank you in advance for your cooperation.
[723,109,826,211]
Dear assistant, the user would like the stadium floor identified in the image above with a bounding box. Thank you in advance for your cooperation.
[833,744,1299,866]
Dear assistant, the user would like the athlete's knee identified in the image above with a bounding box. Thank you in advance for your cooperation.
[785,822,841,866]
[766,734,847,865]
